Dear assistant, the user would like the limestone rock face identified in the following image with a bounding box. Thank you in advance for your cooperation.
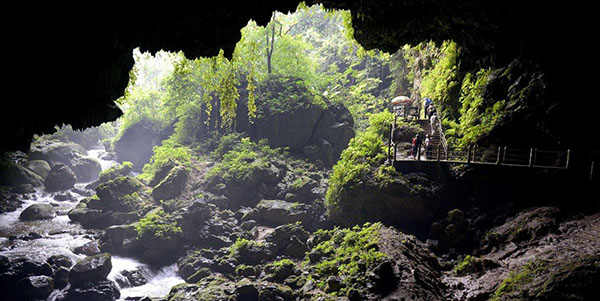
[19,203,56,221]
[44,163,77,192]
[114,120,172,171]
[248,77,354,168]
[328,171,438,230]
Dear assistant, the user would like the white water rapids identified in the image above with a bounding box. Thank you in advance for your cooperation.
[0,146,184,300]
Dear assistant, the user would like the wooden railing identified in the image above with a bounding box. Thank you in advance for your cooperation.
[404,144,571,169]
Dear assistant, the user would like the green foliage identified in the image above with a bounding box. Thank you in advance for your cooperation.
[454,69,507,146]
[205,137,283,184]
[135,208,183,239]
[139,139,193,182]
[304,222,387,295]
[420,41,460,120]
[453,255,476,275]
[326,111,393,210]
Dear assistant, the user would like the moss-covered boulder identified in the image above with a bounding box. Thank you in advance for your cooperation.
[250,77,354,168]
[152,165,188,201]
[303,223,446,300]
[97,161,133,184]
[95,176,145,211]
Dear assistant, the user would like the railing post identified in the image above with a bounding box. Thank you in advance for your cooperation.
[502,146,507,163]
[529,148,534,167]
[565,149,571,169]
[387,123,392,164]
[496,146,502,165]
[591,161,595,181]
[393,143,397,164]
[467,145,472,163]
[417,144,421,161]
[437,144,441,162]
[472,145,478,163]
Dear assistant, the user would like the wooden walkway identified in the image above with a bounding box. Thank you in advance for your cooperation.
[387,116,571,170]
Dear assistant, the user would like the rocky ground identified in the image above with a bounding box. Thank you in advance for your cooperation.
[1,138,599,301]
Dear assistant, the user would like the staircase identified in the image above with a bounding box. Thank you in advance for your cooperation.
[416,120,441,160]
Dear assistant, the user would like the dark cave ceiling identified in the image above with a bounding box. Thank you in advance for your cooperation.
[1,0,596,152]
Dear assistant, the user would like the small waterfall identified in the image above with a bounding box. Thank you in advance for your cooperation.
[1,146,183,300]
[87,146,117,171]
[109,256,184,300]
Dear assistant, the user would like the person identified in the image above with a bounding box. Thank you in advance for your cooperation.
[427,105,436,120]
[425,134,432,159]
[430,113,438,135]
[424,98,433,119]
[411,134,422,159]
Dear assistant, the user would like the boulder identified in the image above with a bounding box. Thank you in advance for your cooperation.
[0,158,44,187]
[328,170,437,230]
[120,269,147,287]
[65,280,120,301]
[69,253,112,285]
[28,139,86,167]
[18,275,54,300]
[95,176,144,211]
[74,241,102,256]
[255,200,312,226]
[71,156,102,182]
[19,203,56,221]
[46,254,74,270]
[26,160,51,179]
[152,165,188,201]
[265,223,309,254]
[45,163,77,191]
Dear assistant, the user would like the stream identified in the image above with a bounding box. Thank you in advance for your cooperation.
[0,146,184,300]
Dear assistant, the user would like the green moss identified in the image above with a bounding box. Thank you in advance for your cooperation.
[453,255,476,275]
[135,208,182,240]
[325,111,394,216]
[228,238,264,258]
[304,222,387,296]
[205,137,283,184]
[491,260,548,301]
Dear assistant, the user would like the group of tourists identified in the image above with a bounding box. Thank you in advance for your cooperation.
[411,133,433,160]
[425,97,438,136]
[409,97,438,160]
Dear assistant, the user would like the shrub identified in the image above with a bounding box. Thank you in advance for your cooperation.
[139,139,193,182]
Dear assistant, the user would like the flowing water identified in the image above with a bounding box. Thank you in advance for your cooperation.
[0,146,184,300]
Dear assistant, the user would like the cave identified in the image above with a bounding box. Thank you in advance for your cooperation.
[1,1,599,301]
[3,1,598,153]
